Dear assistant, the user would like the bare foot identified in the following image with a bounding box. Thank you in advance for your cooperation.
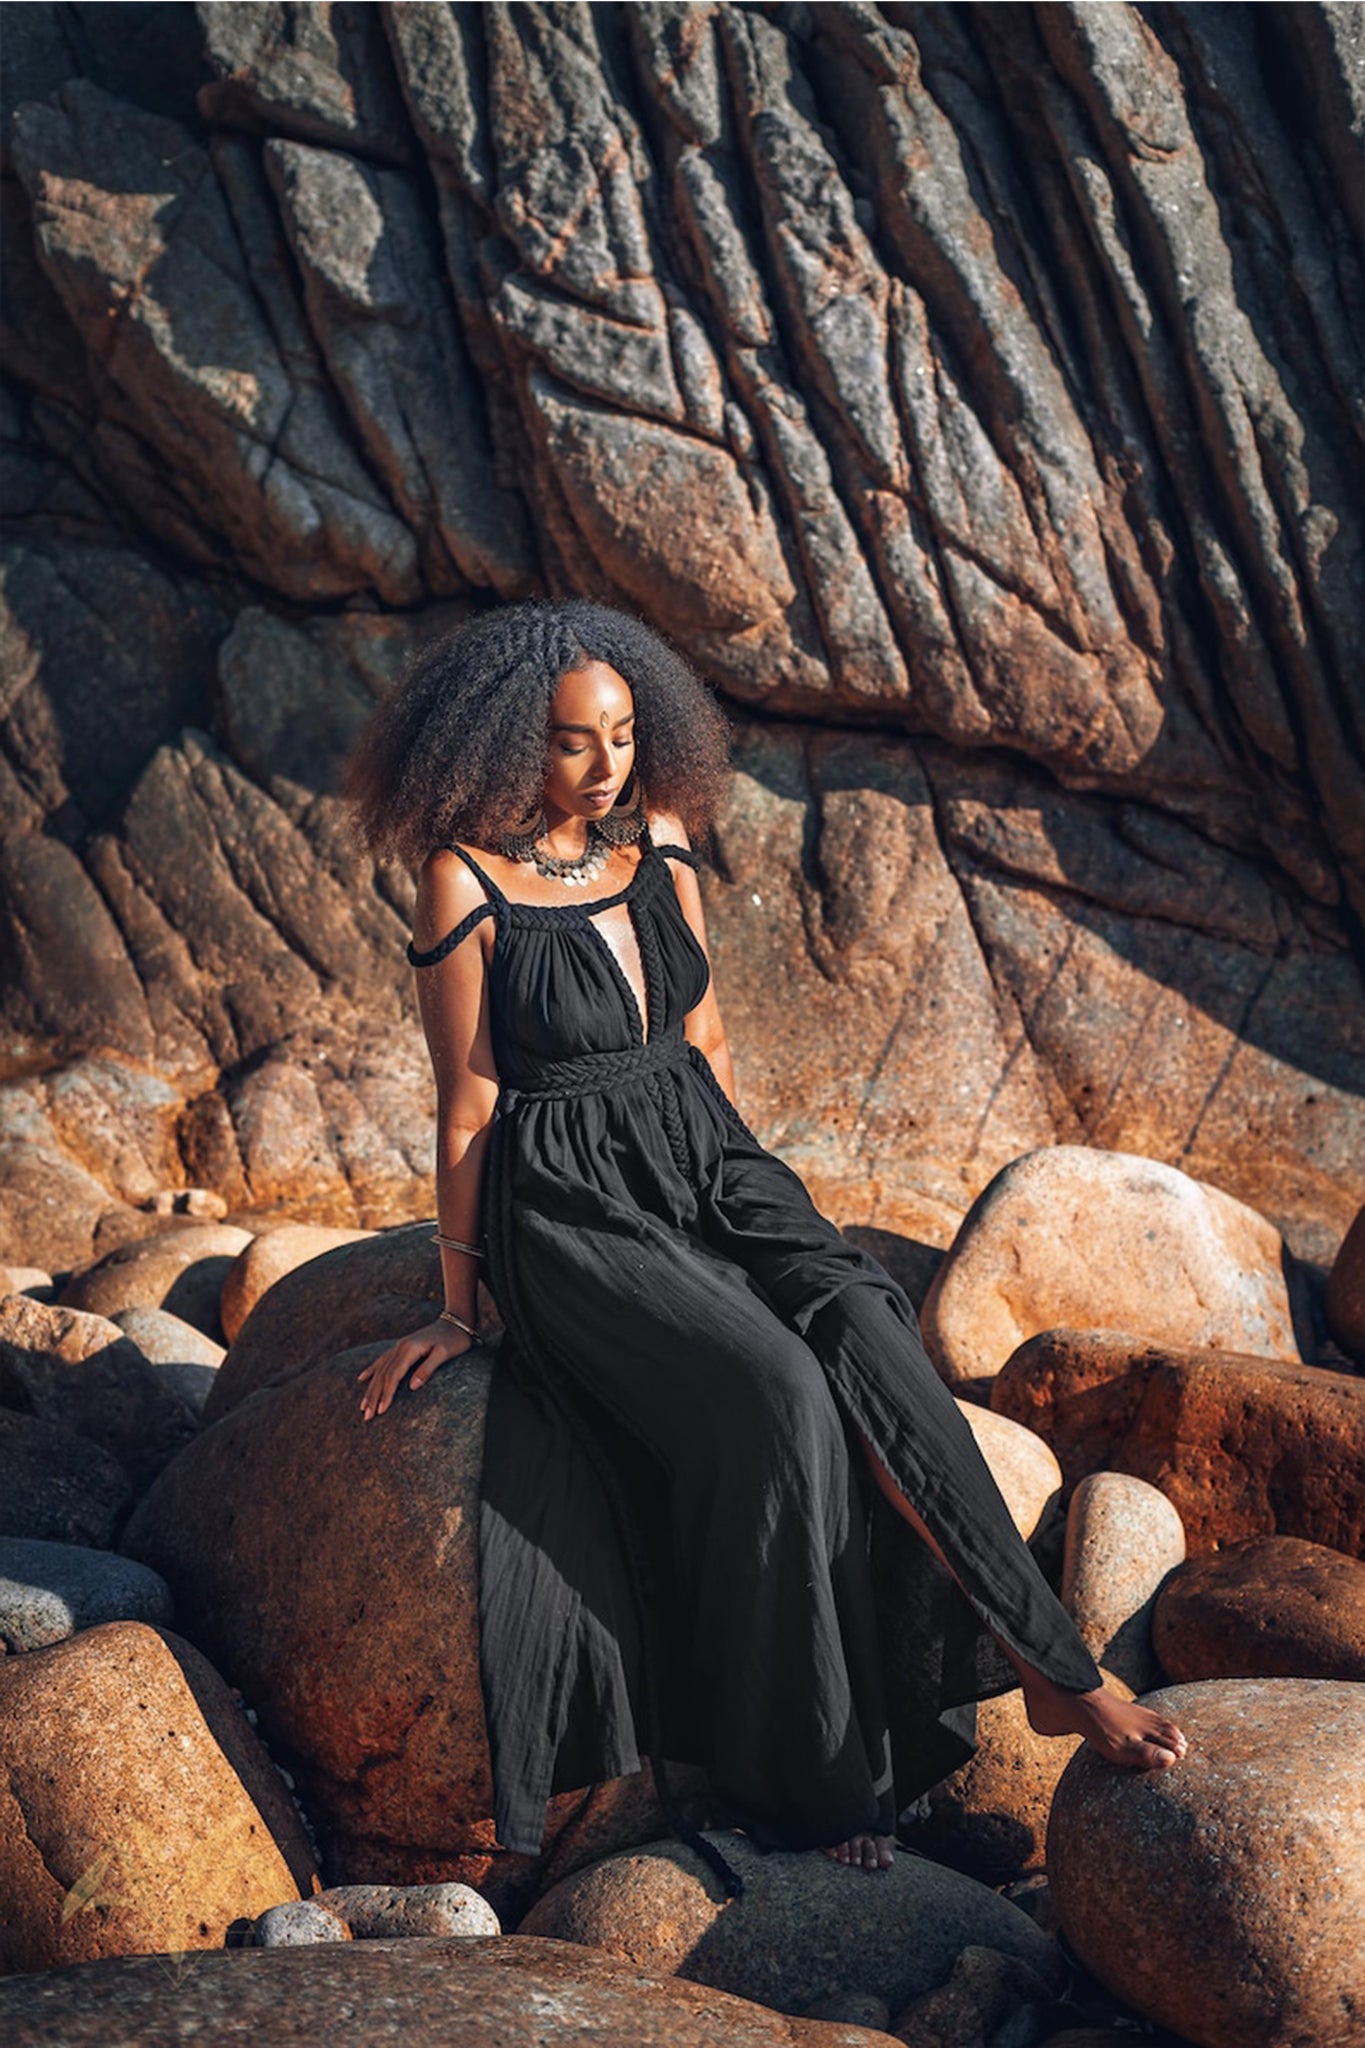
[1020,1670,1188,1769]
[820,1832,895,1871]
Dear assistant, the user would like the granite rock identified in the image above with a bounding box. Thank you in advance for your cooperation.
[0,1619,317,1974]
[1153,1536,1365,1682]
[921,1149,1302,1398]
[992,1333,1365,1556]
[0,1534,172,1652]
[1047,1679,1365,2048]
[1061,1473,1186,1692]
[0,1933,897,2046]
[518,1832,1064,2018]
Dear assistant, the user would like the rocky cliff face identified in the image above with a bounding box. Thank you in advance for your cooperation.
[1,2,1361,1268]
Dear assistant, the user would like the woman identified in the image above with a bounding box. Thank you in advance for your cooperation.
[343,599,1186,1888]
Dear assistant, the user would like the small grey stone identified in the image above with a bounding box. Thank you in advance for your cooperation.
[251,1900,352,1947]
[314,1882,500,1939]
[0,1537,173,1652]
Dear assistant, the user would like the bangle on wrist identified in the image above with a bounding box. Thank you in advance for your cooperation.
[431,1232,486,1258]
[438,1308,482,1340]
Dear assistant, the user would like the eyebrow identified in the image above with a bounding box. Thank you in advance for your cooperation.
[550,713,636,733]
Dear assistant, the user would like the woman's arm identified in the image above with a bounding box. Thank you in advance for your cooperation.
[649,808,740,1111]
[358,851,500,1419]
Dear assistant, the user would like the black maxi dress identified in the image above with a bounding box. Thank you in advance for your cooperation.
[408,822,1103,1885]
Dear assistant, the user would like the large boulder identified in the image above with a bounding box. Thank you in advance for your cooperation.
[0,1407,131,1547]
[518,1832,1064,2019]
[1047,1679,1365,2048]
[220,1221,376,1342]
[0,1293,197,1489]
[121,1339,684,1924]
[992,1334,1365,1555]
[57,1222,254,1344]
[203,1222,445,1423]
[921,1149,1302,1397]
[0,1535,172,1652]
[1153,1536,1365,1682]
[1061,1473,1186,1692]
[0,1934,894,2046]
[0,1619,317,1975]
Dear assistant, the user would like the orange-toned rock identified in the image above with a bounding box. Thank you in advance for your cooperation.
[900,1668,1135,1883]
[58,1223,253,1344]
[1152,1536,1365,1682]
[922,1149,1301,1397]
[204,1223,446,1422]
[992,1333,1365,1556]
[0,1620,316,1975]
[220,1222,377,1343]
[1047,1679,1365,2048]
[0,1934,896,2046]
[122,1342,676,1924]
[1326,1205,1365,1363]
[956,1404,1062,1540]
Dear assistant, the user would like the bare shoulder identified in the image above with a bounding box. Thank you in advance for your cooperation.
[647,806,693,853]
[412,843,493,953]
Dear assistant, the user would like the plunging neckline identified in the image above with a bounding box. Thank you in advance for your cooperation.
[440,832,684,1048]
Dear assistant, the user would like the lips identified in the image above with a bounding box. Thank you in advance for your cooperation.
[585,788,616,803]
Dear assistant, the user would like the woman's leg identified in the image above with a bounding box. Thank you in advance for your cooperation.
[859,1436,1187,1768]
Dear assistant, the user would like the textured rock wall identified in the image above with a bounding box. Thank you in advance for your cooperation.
[1,2,1361,1268]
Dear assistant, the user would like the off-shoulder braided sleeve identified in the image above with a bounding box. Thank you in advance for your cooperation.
[406,901,494,968]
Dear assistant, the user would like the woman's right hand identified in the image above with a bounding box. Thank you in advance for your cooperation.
[356,1319,478,1421]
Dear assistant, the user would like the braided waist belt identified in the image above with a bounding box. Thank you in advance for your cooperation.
[501,1028,692,1102]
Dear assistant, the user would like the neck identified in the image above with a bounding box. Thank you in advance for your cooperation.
[540,815,591,860]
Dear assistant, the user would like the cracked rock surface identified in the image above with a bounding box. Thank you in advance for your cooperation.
[0,2,1360,1271]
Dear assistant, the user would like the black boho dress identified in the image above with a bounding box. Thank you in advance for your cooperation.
[407,822,1103,1882]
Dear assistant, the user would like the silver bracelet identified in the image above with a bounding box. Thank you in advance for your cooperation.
[431,1232,486,1257]
[438,1308,482,1340]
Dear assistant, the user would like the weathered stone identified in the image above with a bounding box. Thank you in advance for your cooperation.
[1153,1536,1365,1683]
[0,1293,198,1489]
[110,1305,224,1415]
[899,1669,1135,1885]
[56,1222,252,1343]
[1326,1205,1365,1363]
[0,1265,50,1298]
[220,1220,376,1343]
[1061,1473,1186,1692]
[957,1403,1062,1541]
[122,1341,665,1924]
[251,1900,353,1948]
[992,1334,1365,1556]
[1047,1679,1365,2048]
[9,83,420,603]
[197,2,415,164]
[2,5,1363,1385]
[921,1148,1302,1397]
[0,1619,317,1975]
[0,1535,172,1652]
[312,1882,500,1941]
[206,1222,444,1419]
[518,1832,1064,2017]
[0,1406,131,1547]
[0,1934,896,2046]
[889,1943,1060,2048]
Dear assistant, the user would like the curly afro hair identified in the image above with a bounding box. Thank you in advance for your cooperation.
[341,599,734,872]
